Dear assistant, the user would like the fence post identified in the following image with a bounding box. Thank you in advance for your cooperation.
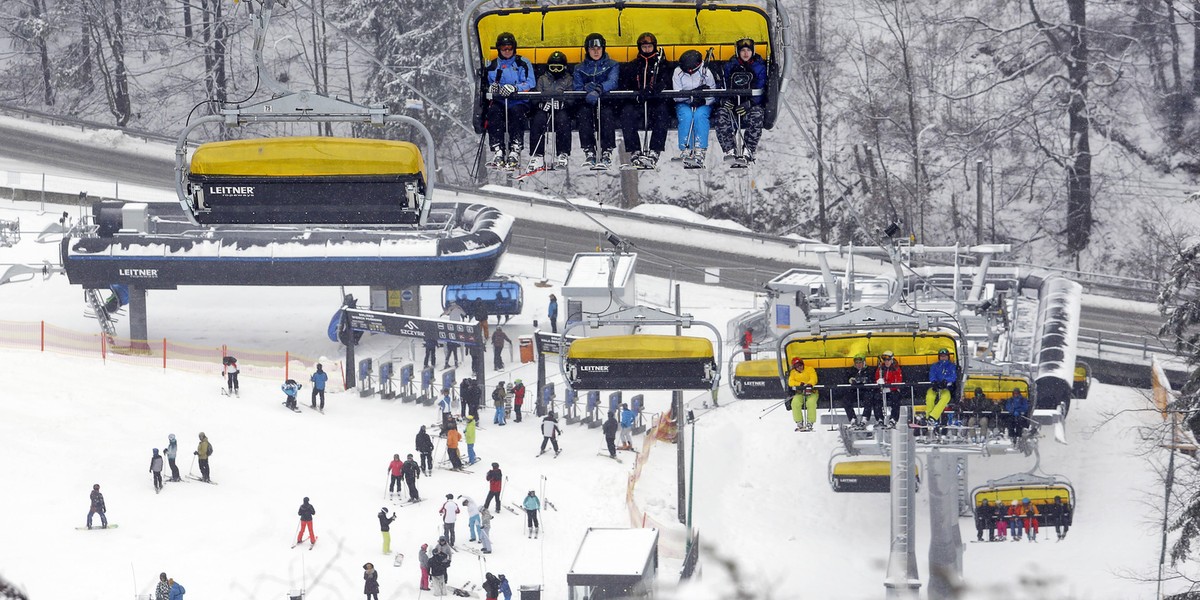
[163,338,167,370]
[40,321,44,352]
[1096,331,1102,357]
[285,351,290,379]
[101,334,106,363]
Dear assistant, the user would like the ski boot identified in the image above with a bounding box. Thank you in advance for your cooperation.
[583,149,597,168]
[598,149,613,169]
[633,150,659,169]
[486,145,506,169]
[527,155,545,172]
[555,153,570,168]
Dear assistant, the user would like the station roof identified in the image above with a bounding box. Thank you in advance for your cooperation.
[563,253,637,293]
[568,528,658,582]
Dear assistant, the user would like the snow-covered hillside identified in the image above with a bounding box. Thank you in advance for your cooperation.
[0,197,1176,600]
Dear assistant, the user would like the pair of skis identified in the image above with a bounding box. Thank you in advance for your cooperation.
[290,536,317,550]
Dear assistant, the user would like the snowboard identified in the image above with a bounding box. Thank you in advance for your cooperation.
[446,582,477,597]
[77,524,118,530]
[281,402,301,413]
[393,553,405,567]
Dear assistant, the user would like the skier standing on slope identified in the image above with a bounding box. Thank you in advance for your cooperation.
[363,562,379,600]
[194,433,213,482]
[522,490,541,537]
[465,415,479,465]
[155,573,170,600]
[378,507,396,554]
[446,423,464,470]
[150,448,164,492]
[462,495,482,542]
[223,356,239,395]
[440,493,461,545]
[416,426,435,476]
[540,413,562,455]
[603,412,619,458]
[512,379,525,423]
[86,483,107,529]
[484,462,503,512]
[167,577,185,600]
[493,382,508,426]
[618,402,636,450]
[387,454,403,498]
[479,506,494,554]
[165,433,181,482]
[297,497,317,545]
[402,454,422,501]
[310,363,328,411]
[428,549,451,596]
[418,543,431,591]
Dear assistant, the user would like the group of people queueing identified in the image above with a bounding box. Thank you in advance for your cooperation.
[483,31,768,171]
[974,496,1073,542]
[785,348,1035,444]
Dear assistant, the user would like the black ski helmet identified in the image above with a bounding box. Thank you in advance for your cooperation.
[495,32,517,50]
[636,32,658,54]
[735,37,755,53]
[548,51,568,67]
[679,49,702,73]
[584,33,606,51]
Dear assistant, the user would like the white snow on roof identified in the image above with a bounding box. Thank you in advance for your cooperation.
[563,252,636,291]
[569,528,658,577]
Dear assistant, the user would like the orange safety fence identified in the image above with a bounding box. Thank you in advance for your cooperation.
[626,412,687,558]
[0,319,332,387]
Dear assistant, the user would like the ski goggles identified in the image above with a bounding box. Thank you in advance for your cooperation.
[548,64,566,73]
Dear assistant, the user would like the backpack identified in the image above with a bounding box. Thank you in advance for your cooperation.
[207,441,213,455]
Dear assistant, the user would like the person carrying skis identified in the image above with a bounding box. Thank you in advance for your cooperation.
[86,483,107,529]
[446,423,464,470]
[388,453,404,498]
[465,415,479,465]
[418,543,432,591]
[416,426,435,476]
[526,51,575,171]
[522,490,542,537]
[485,32,536,169]
[484,462,503,512]
[492,326,511,371]
[715,37,768,165]
[150,448,164,492]
[573,33,620,168]
[547,294,558,334]
[195,432,213,482]
[619,32,671,169]
[540,413,562,455]
[875,350,905,426]
[402,453,422,501]
[512,379,526,423]
[602,412,619,458]
[165,433,181,482]
[428,549,451,596]
[671,49,717,167]
[310,363,328,411]
[363,562,379,600]
[844,355,873,428]
[222,356,239,395]
[297,497,317,545]
[493,381,508,426]
[483,572,502,599]
[923,349,957,426]
[440,494,461,546]
[282,379,302,411]
[1004,387,1030,443]
[618,402,636,450]
[975,498,996,542]
[378,507,396,554]
[462,495,482,542]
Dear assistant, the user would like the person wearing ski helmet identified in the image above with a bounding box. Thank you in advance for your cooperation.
[485,32,535,170]
[875,350,904,425]
[619,32,672,169]
[527,50,575,171]
[786,358,817,431]
[671,49,717,165]
[844,355,875,427]
[573,32,620,168]
[716,37,768,165]
[922,348,957,426]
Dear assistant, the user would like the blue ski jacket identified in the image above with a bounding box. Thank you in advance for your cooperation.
[574,53,620,103]
[282,381,301,397]
[310,369,328,390]
[928,358,957,386]
[722,54,768,105]
[487,54,535,107]
[168,582,185,600]
[1004,394,1029,418]
[620,407,635,428]
[523,495,541,511]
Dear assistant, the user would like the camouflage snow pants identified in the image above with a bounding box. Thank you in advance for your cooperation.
[715,105,764,154]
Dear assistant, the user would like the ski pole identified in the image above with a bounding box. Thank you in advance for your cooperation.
[503,97,510,156]
[757,398,787,419]
[595,94,602,160]
[187,453,196,477]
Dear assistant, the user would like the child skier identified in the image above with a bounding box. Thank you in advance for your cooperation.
[282,379,302,411]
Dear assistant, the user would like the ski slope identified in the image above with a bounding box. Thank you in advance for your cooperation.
[0,196,1172,599]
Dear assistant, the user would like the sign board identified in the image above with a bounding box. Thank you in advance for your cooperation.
[344,308,480,346]
[535,331,579,355]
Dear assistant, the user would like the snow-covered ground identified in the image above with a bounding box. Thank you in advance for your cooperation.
[0,189,1175,599]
